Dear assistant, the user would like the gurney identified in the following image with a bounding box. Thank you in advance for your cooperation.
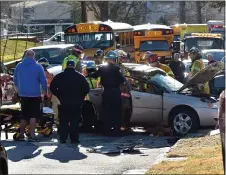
[0,103,54,140]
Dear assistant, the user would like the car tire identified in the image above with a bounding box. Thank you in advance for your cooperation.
[170,108,199,136]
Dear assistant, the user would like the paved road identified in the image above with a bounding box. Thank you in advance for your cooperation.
[1,130,176,174]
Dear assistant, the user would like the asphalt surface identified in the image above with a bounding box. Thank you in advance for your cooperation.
[1,129,177,174]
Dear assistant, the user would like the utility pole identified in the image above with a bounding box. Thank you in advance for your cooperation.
[179,1,185,23]
[81,1,87,22]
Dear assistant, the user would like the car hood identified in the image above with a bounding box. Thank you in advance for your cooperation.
[47,65,62,76]
[178,61,224,92]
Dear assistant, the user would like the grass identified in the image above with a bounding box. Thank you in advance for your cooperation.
[0,40,42,63]
[147,134,224,174]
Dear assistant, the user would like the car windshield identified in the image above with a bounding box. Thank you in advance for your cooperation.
[151,74,183,92]
[65,32,113,49]
[139,40,170,51]
[173,35,180,41]
[185,37,224,51]
[203,51,225,61]
[23,48,65,64]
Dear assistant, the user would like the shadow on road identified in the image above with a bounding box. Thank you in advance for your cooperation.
[6,142,42,162]
[43,144,87,163]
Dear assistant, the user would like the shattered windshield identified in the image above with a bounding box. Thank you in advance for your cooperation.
[151,74,183,92]
[65,32,113,49]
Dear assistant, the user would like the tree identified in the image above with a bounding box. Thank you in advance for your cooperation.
[196,1,202,23]
[81,1,87,22]
[208,1,225,12]
[179,1,185,23]
[156,16,170,26]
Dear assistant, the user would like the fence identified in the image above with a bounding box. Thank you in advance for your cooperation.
[0,32,45,63]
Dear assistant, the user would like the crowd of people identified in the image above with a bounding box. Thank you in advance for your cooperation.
[13,43,218,143]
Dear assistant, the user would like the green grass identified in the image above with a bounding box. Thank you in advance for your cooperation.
[147,135,224,174]
[0,40,42,63]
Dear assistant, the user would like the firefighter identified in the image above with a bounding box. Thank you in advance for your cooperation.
[37,58,53,106]
[50,61,90,144]
[88,50,125,135]
[85,62,99,89]
[94,49,104,65]
[62,44,83,72]
[143,51,175,78]
[188,47,210,94]
[37,58,60,131]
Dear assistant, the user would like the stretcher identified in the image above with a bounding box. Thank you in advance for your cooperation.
[0,103,54,140]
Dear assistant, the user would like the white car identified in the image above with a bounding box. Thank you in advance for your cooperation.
[47,62,224,136]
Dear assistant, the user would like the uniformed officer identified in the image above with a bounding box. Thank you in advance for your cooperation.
[50,61,90,144]
[62,44,83,72]
[188,47,210,94]
[88,50,125,135]
[94,49,104,65]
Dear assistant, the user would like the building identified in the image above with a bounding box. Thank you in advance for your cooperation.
[9,1,73,36]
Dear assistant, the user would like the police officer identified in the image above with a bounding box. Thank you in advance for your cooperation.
[94,49,104,65]
[88,51,125,135]
[50,61,90,144]
[62,44,83,72]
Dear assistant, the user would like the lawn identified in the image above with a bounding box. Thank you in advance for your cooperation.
[147,134,224,174]
[0,40,42,63]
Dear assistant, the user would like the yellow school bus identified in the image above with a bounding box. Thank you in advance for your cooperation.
[64,20,134,60]
[133,24,173,63]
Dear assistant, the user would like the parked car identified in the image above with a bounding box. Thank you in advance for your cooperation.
[19,44,74,66]
[202,49,226,61]
[48,62,223,136]
[0,143,8,175]
[209,70,225,97]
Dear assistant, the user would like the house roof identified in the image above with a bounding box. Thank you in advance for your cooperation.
[10,1,48,8]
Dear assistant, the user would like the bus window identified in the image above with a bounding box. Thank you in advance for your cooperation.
[66,33,113,49]
[130,32,134,45]
[127,32,130,45]
[139,41,170,52]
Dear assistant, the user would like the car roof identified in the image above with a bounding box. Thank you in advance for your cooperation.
[28,44,74,50]
[202,49,225,53]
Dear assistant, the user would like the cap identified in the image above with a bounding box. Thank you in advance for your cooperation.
[66,61,75,67]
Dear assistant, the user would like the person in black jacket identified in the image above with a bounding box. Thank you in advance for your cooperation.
[88,51,125,135]
[169,53,185,83]
[50,61,90,144]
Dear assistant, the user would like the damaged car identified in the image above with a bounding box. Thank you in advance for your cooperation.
[47,62,223,136]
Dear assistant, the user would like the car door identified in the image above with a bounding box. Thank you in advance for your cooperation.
[129,78,163,125]
[88,88,103,120]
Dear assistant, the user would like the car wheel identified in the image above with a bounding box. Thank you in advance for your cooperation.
[170,108,199,136]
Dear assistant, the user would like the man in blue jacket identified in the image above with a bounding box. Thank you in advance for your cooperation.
[13,50,47,141]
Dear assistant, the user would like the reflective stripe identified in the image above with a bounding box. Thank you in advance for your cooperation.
[87,78,97,88]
